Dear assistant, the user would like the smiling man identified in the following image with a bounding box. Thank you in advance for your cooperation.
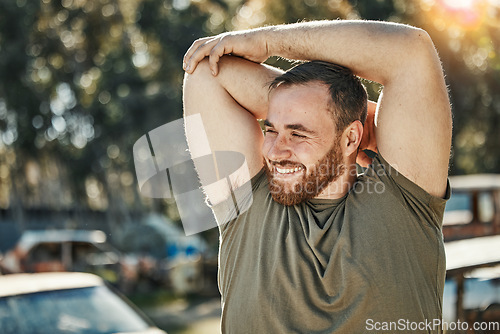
[263,61,367,206]
[183,20,452,333]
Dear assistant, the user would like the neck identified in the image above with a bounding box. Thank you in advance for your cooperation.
[314,161,358,200]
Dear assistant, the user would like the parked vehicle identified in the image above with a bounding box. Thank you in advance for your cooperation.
[120,214,217,295]
[0,230,138,291]
[0,272,166,333]
[441,174,500,333]
[443,235,500,333]
[443,174,500,241]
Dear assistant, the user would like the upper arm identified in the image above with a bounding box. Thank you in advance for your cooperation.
[183,56,281,204]
[374,30,452,198]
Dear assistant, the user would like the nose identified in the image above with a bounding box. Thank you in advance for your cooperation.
[265,135,292,162]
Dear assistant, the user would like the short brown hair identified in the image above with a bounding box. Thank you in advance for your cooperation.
[269,61,367,132]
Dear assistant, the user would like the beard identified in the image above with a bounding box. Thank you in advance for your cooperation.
[264,140,345,206]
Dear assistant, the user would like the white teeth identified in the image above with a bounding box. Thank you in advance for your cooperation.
[276,166,302,174]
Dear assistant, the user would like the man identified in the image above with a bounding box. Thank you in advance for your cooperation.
[183,19,452,333]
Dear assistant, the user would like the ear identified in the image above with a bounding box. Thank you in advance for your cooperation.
[342,120,364,157]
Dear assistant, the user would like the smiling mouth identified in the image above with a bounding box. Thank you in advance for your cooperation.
[275,166,304,175]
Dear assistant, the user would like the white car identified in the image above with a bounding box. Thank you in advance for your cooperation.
[0,272,166,334]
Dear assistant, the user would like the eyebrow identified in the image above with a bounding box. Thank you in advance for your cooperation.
[263,120,317,135]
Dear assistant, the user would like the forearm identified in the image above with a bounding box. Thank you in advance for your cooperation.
[263,20,434,84]
[215,56,282,120]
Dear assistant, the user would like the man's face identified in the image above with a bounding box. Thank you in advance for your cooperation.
[262,82,345,206]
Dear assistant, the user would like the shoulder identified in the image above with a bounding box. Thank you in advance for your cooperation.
[350,154,449,216]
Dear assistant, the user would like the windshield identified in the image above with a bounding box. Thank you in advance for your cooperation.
[0,285,151,334]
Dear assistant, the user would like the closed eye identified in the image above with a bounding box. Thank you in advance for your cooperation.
[292,133,307,138]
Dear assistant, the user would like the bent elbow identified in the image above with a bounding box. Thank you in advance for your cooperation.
[383,27,442,84]
[406,27,440,63]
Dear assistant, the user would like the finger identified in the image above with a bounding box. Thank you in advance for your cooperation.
[183,37,211,69]
[184,38,219,73]
[208,39,232,76]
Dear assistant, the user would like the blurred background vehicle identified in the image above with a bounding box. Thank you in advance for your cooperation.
[0,229,139,292]
[119,213,217,296]
[0,272,166,334]
[444,236,500,334]
[443,174,500,242]
[442,174,500,333]
[0,215,219,296]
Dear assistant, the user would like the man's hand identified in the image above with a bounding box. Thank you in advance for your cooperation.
[357,100,378,167]
[183,29,271,76]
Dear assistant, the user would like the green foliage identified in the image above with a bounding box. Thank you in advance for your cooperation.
[0,0,240,211]
[0,0,498,214]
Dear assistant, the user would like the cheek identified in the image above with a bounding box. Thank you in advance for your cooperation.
[292,144,314,160]
[261,137,274,156]
[298,148,327,169]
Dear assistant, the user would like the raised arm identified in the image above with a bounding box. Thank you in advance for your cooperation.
[184,20,452,198]
[183,56,281,204]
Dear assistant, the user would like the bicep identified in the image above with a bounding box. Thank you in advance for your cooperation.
[374,37,452,198]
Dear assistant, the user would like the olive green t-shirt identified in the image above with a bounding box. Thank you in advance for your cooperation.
[213,154,450,334]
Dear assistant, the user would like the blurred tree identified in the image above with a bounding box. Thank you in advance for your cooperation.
[421,1,500,175]
[0,0,499,238]
[0,0,239,236]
